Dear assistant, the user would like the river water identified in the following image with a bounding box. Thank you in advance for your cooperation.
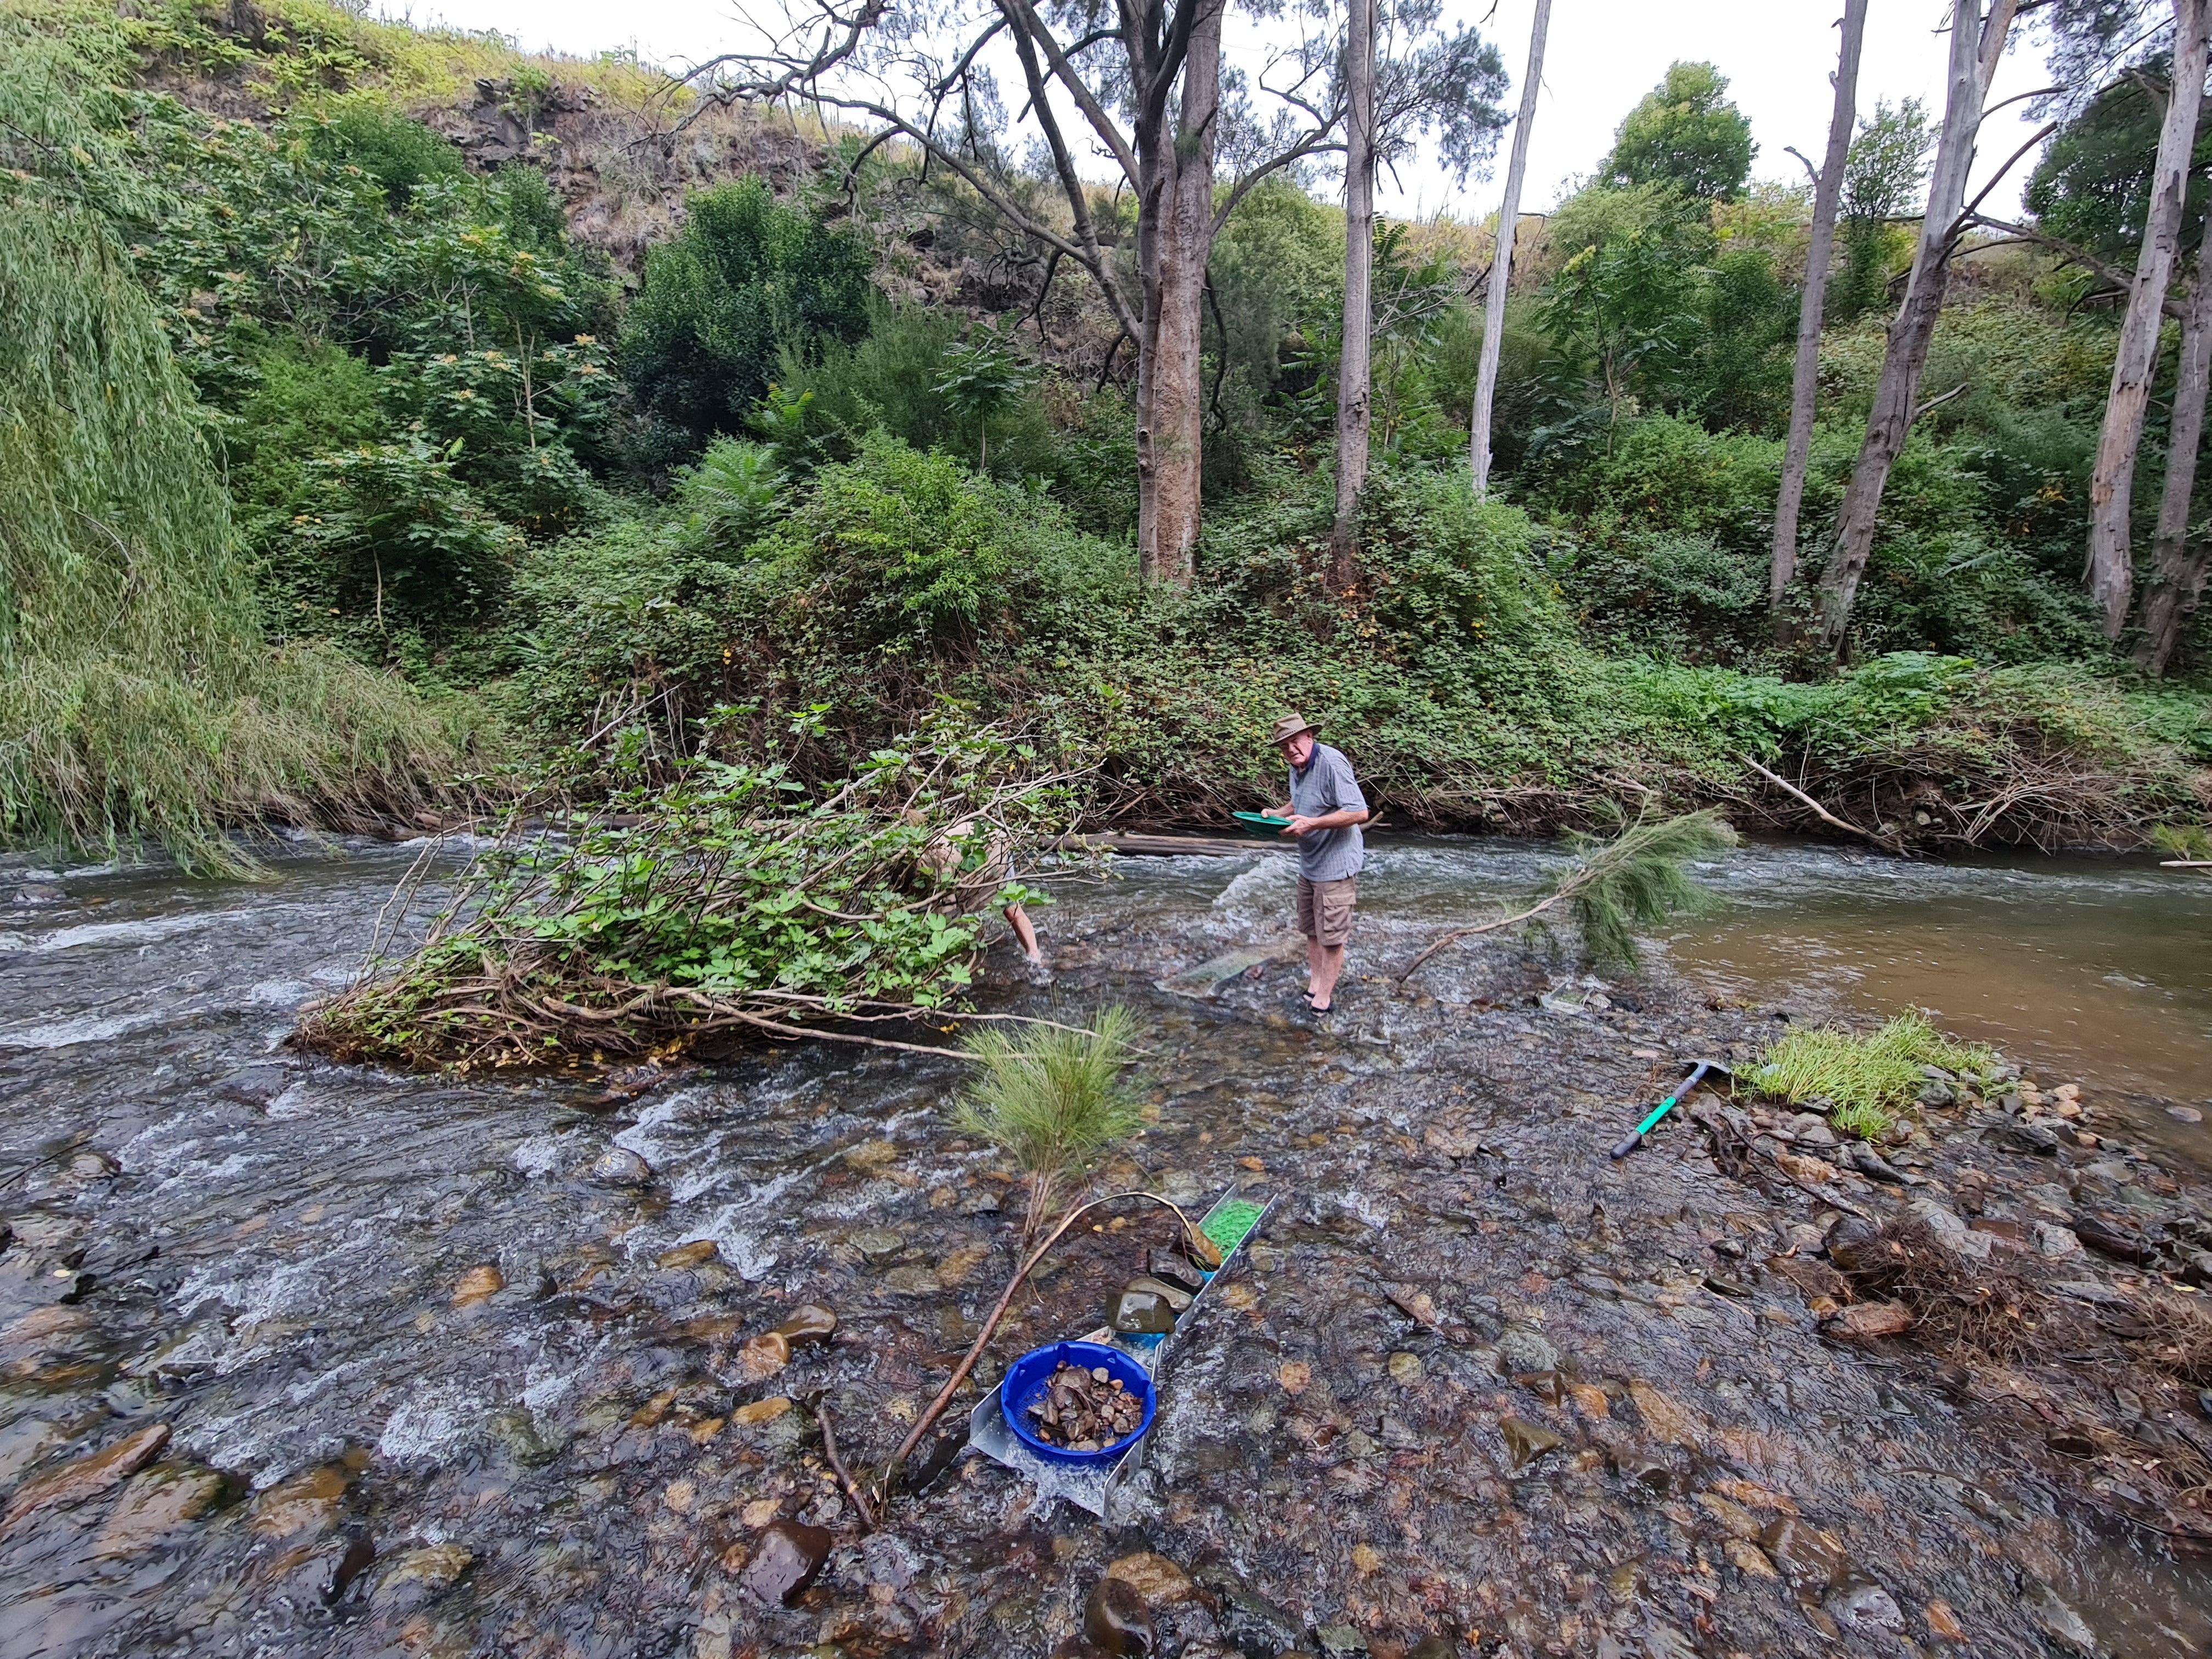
[2,834,2208,1656]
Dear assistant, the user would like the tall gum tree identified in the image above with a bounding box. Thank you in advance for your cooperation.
[2135,200,2212,673]
[1470,0,1549,500]
[1329,0,1374,586]
[1770,0,1866,635]
[1817,0,2024,656]
[685,0,1502,585]
[2084,0,2209,637]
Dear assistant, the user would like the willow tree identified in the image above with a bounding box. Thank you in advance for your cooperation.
[1,25,456,866]
[690,0,1504,585]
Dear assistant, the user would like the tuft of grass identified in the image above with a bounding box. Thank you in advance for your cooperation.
[2152,823,2212,861]
[2133,1290,2212,1386]
[956,1008,1144,1242]
[1750,1011,1995,1139]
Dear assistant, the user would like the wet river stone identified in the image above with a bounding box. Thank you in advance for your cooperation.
[450,1263,503,1308]
[373,1543,474,1611]
[1146,1248,1207,1293]
[1499,1417,1561,1469]
[587,1147,652,1186]
[1202,1568,1302,1659]
[1826,1578,1906,1638]
[848,1227,905,1260]
[1083,1575,1156,1655]
[739,1519,832,1607]
[91,1462,228,1559]
[737,1329,791,1380]
[1495,1323,1562,1375]
[771,1303,838,1346]
[0,1422,168,1534]
[250,1463,349,1539]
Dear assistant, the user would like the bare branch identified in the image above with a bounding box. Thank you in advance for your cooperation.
[999,0,1143,186]
[1741,757,1900,850]
[996,4,1142,340]
[1964,213,2188,319]
[675,0,887,122]
[1213,130,1344,232]
[1977,83,2064,126]
[1949,121,2057,238]
[1910,380,1970,425]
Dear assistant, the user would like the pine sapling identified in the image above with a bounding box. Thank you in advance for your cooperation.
[956,1006,1143,1243]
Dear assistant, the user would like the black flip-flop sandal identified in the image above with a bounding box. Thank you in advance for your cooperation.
[1305,996,1334,1014]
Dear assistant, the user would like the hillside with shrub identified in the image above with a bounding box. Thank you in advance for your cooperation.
[2,0,2208,860]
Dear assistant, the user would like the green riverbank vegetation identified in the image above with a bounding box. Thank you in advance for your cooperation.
[1,19,481,868]
[2,0,2209,866]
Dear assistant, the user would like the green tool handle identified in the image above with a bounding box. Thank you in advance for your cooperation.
[1610,1097,1677,1159]
[1609,1060,1714,1160]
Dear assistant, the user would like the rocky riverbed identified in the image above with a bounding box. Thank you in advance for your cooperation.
[2,842,2209,1657]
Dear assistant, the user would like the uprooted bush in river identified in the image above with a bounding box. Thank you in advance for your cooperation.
[296,718,1084,1070]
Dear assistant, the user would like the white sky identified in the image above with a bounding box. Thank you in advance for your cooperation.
[381,0,2055,221]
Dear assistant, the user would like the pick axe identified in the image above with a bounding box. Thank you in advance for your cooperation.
[1609,1058,1733,1160]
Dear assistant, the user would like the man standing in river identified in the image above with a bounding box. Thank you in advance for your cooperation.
[1269,713,1370,1014]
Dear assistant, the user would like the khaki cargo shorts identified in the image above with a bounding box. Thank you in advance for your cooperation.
[1296,876,1358,948]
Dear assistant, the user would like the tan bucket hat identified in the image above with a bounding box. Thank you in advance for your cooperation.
[1267,713,1317,746]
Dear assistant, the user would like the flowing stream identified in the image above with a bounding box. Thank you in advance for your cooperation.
[1,834,2208,1656]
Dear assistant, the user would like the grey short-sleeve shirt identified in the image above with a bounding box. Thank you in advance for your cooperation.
[1288,741,1367,882]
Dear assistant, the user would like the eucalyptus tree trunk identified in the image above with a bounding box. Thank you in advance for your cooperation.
[2087,0,2210,637]
[1329,0,1376,588]
[1770,0,1866,636]
[1133,0,1224,587]
[1816,0,2017,656]
[1470,0,1549,499]
[2134,237,2212,674]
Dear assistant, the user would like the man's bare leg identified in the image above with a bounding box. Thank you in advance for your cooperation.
[1310,942,1346,1009]
[1004,903,1043,964]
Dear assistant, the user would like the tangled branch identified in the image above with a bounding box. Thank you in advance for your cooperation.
[297,719,1090,1071]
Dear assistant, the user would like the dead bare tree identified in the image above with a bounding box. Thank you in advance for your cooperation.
[1816,0,2027,656]
[2086,0,2209,637]
[1469,0,1549,501]
[681,0,1503,588]
[1770,0,1867,637]
[1329,0,1376,588]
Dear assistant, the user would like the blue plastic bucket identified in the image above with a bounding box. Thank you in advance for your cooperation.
[1000,1340,1156,1465]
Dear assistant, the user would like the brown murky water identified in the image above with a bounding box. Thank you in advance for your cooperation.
[1658,843,2212,1165]
[2,836,2208,1657]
